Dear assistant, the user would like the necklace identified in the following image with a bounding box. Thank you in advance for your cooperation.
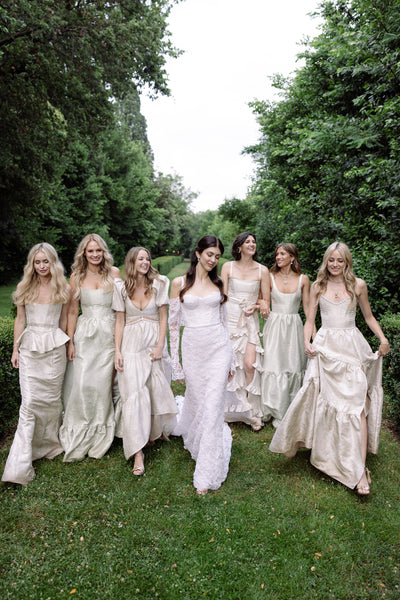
[87,268,100,275]
[328,278,345,300]
[279,270,293,285]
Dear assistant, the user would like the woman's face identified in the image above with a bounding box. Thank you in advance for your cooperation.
[239,236,256,257]
[197,246,221,272]
[85,240,104,268]
[34,251,51,278]
[327,249,346,277]
[275,247,292,269]
[135,249,151,275]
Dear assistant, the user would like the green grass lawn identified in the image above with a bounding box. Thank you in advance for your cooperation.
[1,420,400,600]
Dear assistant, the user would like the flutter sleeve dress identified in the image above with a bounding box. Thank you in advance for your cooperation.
[269,296,383,489]
[169,282,233,491]
[261,274,307,426]
[224,262,264,428]
[59,287,117,462]
[112,276,177,461]
[2,303,69,485]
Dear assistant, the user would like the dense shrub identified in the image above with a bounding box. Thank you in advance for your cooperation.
[0,317,20,439]
[381,313,400,430]
[152,255,183,276]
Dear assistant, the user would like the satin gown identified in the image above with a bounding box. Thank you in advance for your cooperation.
[60,287,116,462]
[2,303,69,485]
[261,274,306,426]
[113,276,177,461]
[270,296,383,489]
[224,263,263,427]
[169,285,233,491]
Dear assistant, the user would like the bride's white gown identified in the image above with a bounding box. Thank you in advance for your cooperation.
[169,287,232,491]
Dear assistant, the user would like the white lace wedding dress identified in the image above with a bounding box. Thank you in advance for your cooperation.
[169,284,233,491]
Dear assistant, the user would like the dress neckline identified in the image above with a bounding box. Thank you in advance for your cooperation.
[184,290,220,300]
[271,273,302,295]
[321,295,350,305]
[230,277,260,284]
[127,294,154,312]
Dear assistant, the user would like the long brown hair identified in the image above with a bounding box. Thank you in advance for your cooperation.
[270,243,301,275]
[180,235,226,304]
[124,247,160,299]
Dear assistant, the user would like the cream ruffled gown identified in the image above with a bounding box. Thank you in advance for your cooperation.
[169,288,233,491]
[113,276,177,461]
[224,266,263,428]
[261,274,306,426]
[270,296,383,489]
[2,303,69,485]
[59,288,117,462]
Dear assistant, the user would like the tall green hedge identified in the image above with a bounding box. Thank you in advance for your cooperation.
[152,255,183,276]
[380,313,400,429]
[0,316,20,439]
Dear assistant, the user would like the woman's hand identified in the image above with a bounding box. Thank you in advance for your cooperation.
[243,304,258,316]
[304,341,317,359]
[150,346,163,361]
[257,299,270,319]
[378,340,390,356]
[11,348,19,369]
[228,369,235,382]
[67,340,75,361]
[115,349,124,371]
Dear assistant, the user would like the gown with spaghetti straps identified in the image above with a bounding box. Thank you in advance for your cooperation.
[60,287,117,462]
[261,274,307,426]
[269,296,383,489]
[169,279,233,491]
[224,262,263,428]
[2,303,69,485]
[112,276,177,461]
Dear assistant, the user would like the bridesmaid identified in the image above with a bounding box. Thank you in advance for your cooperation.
[59,234,121,462]
[169,235,234,495]
[2,243,70,485]
[113,247,177,476]
[270,242,390,495]
[221,232,270,431]
[261,243,311,427]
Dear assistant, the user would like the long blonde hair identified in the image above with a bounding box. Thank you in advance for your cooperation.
[71,234,114,299]
[314,242,357,305]
[124,247,160,298]
[13,243,69,305]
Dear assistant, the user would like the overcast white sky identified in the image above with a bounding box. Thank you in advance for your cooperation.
[140,0,322,212]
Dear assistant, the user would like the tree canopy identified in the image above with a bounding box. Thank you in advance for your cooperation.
[244,0,400,316]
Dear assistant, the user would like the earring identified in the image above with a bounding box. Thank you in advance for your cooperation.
[238,248,241,254]
[291,260,294,265]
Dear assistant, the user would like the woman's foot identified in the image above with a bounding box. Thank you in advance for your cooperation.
[356,468,371,495]
[132,451,145,476]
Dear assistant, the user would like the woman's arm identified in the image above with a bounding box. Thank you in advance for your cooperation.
[220,262,230,296]
[304,283,319,358]
[114,311,126,371]
[66,275,79,361]
[59,285,71,334]
[258,265,271,317]
[11,304,26,369]
[169,277,184,381]
[357,279,390,356]
[152,304,168,361]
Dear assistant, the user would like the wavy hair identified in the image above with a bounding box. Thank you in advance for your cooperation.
[124,247,160,299]
[13,243,69,305]
[71,234,115,299]
[314,242,357,305]
[180,235,226,303]
[270,243,301,275]
[231,232,258,261]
